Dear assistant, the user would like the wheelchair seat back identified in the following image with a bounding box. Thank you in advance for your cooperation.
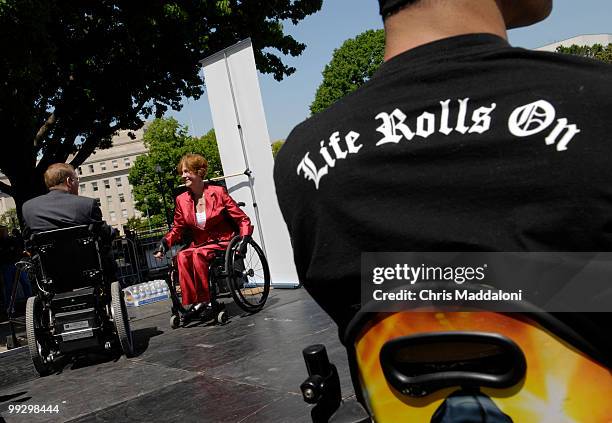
[30,225,104,294]
[345,310,612,422]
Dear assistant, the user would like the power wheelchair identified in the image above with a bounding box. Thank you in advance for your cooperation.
[300,284,612,422]
[166,234,271,329]
[22,224,133,376]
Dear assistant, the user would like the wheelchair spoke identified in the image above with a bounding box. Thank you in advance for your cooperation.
[225,235,270,312]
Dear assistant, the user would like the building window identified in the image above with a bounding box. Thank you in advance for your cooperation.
[115,177,122,188]
[94,198,101,207]
[79,183,86,192]
[100,162,107,171]
[121,209,128,218]
[119,193,125,203]
[78,167,83,175]
[124,157,131,167]
[106,195,113,205]
[110,211,116,222]
[112,160,118,169]
[88,164,94,173]
[91,182,98,192]
[104,179,110,189]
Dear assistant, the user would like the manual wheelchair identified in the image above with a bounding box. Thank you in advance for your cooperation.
[166,234,271,329]
[22,225,133,376]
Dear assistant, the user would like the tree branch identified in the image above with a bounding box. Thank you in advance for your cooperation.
[69,137,100,168]
[69,124,118,168]
[56,130,80,163]
[33,112,57,149]
[37,129,79,172]
[0,180,15,197]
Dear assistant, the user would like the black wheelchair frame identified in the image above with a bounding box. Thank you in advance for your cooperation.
[166,234,271,329]
[23,225,133,376]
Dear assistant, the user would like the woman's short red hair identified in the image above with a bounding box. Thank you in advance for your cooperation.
[177,153,208,179]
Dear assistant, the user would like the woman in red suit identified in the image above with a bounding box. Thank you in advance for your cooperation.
[154,153,253,313]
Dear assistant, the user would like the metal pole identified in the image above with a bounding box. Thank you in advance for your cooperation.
[222,52,267,256]
[205,170,249,183]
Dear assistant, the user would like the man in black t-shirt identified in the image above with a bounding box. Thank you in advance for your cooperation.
[274,1,612,354]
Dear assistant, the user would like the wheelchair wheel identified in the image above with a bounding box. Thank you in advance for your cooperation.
[111,282,134,357]
[225,236,271,313]
[170,314,180,329]
[25,296,54,376]
[216,310,228,324]
[168,265,187,314]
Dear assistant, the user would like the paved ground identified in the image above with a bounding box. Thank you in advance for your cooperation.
[0,288,354,423]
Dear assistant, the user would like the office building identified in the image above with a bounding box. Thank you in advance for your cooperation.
[0,127,148,233]
[537,33,612,52]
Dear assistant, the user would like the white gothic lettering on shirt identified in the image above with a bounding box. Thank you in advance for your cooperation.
[375,98,496,145]
[296,98,580,190]
[296,131,361,190]
[507,99,580,151]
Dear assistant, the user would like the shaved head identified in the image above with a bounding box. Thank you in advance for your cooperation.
[380,0,552,29]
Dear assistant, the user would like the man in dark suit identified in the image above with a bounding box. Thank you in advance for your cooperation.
[22,163,108,239]
[22,163,116,277]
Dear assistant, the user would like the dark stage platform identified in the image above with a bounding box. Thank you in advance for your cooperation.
[0,288,354,422]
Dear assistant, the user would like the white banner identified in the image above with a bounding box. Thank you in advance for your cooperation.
[200,39,299,288]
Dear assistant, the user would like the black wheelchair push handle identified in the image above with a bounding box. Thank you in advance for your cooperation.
[300,344,371,422]
[303,344,332,378]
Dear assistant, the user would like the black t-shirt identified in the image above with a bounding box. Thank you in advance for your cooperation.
[273,34,612,345]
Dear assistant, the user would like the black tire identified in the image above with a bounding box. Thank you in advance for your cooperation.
[225,236,271,313]
[170,314,180,329]
[111,281,134,357]
[216,310,228,324]
[25,296,53,376]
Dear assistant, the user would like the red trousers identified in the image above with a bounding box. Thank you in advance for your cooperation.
[176,244,225,305]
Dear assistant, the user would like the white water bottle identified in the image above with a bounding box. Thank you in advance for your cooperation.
[132,286,141,303]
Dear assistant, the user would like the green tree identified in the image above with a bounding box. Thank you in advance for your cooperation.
[125,215,165,233]
[0,208,19,232]
[0,0,323,219]
[271,140,285,158]
[310,29,385,115]
[556,43,612,63]
[125,216,146,231]
[128,118,222,226]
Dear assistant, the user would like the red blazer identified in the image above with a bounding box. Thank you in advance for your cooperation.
[164,185,253,248]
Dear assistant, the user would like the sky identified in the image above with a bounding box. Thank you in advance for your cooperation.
[166,0,612,142]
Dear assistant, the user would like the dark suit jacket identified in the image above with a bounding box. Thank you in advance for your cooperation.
[22,189,109,240]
